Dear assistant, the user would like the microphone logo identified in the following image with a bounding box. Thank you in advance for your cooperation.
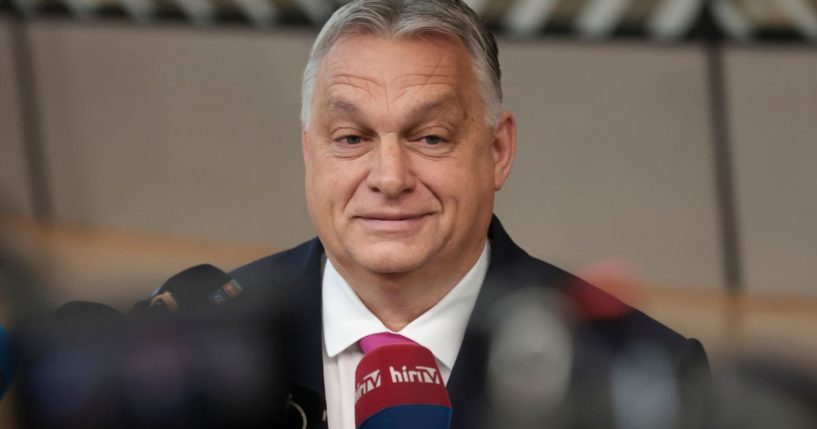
[354,345,452,428]
[208,279,244,305]
[389,365,443,385]
[355,370,382,401]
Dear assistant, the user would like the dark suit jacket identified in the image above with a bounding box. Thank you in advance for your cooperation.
[230,216,709,429]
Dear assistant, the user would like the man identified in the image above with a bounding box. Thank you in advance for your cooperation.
[232,1,708,428]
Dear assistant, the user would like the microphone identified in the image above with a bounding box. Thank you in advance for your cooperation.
[16,298,285,428]
[14,301,129,429]
[355,344,451,429]
[147,264,244,314]
[0,324,14,400]
[50,300,127,324]
[486,287,576,429]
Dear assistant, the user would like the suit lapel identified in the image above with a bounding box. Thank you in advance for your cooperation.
[447,216,529,429]
[285,238,326,394]
[283,238,328,428]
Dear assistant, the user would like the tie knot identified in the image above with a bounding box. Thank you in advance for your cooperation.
[358,332,416,354]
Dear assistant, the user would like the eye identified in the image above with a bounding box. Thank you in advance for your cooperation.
[422,135,443,145]
[340,135,363,145]
[409,133,453,157]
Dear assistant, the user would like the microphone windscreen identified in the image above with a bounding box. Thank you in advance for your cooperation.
[0,325,14,400]
[52,300,125,322]
[355,344,451,429]
[13,301,128,428]
[152,264,241,313]
[52,300,128,337]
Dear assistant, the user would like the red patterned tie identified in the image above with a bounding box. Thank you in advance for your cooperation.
[358,332,417,354]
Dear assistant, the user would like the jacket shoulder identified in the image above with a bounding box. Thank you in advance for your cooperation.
[229,238,323,294]
[515,254,710,381]
[492,237,704,365]
[534,255,709,372]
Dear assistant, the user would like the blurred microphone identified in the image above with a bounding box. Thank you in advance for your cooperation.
[51,300,127,324]
[0,324,15,400]
[145,264,243,314]
[355,344,451,429]
[486,287,576,429]
[15,296,284,428]
[14,301,129,429]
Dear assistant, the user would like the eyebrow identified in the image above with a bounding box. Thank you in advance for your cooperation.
[325,94,463,123]
[327,98,363,116]
[408,95,462,121]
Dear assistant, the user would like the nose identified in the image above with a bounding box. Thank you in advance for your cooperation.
[366,137,415,197]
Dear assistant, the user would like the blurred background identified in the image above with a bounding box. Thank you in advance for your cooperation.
[0,0,815,419]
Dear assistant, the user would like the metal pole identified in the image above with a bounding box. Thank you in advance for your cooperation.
[703,4,743,295]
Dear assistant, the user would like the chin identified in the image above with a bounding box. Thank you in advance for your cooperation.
[351,246,431,275]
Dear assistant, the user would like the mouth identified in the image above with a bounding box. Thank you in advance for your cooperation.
[355,212,433,233]
[357,212,429,221]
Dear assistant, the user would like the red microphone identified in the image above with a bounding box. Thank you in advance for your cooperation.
[354,344,451,429]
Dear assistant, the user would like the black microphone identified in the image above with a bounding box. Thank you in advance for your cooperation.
[14,301,129,429]
[17,297,285,428]
[146,264,244,314]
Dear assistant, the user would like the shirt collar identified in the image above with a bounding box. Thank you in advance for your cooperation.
[322,242,490,371]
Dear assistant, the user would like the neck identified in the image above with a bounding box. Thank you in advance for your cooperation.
[329,242,486,332]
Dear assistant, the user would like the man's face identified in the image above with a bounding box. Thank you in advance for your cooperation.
[302,34,515,281]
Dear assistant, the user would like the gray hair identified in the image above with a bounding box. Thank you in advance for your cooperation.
[300,0,502,128]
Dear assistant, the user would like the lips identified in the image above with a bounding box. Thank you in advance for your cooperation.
[357,212,428,221]
[355,212,433,233]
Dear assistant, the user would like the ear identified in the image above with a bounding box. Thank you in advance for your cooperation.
[492,111,517,191]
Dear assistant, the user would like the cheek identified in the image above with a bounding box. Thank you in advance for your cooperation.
[310,158,368,211]
[305,154,336,214]
[422,152,493,197]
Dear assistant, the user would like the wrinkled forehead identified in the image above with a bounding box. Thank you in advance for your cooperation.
[314,33,477,103]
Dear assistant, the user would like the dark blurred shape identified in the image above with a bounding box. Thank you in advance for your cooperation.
[485,285,702,429]
[706,356,817,429]
[13,301,130,428]
[484,281,817,429]
[143,264,244,315]
[0,324,15,400]
[609,341,687,429]
[487,287,575,429]
[13,290,286,428]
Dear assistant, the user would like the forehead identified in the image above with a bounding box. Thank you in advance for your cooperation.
[315,33,477,104]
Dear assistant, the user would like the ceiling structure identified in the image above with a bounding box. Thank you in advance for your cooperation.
[1,0,816,43]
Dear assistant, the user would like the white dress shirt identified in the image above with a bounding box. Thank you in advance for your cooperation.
[321,243,490,429]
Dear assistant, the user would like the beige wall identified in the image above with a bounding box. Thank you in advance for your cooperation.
[1,19,815,295]
[498,42,722,288]
[726,47,817,296]
[30,20,314,249]
[0,18,33,215]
